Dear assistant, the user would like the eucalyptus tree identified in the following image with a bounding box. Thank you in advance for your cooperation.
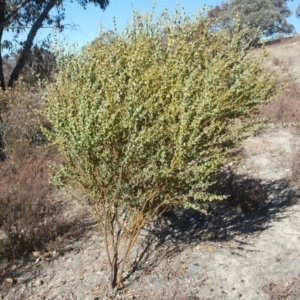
[208,0,295,45]
[296,3,300,17]
[0,0,110,90]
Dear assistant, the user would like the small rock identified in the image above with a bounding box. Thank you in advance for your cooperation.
[4,278,14,284]
[207,246,215,253]
[32,251,41,258]
[43,252,52,258]
[35,279,44,286]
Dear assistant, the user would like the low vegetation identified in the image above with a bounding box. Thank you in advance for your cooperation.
[0,84,91,262]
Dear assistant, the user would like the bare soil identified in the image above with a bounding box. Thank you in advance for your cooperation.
[1,127,300,300]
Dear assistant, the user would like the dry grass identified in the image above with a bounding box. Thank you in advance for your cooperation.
[0,143,56,258]
[250,36,300,298]
[250,36,300,187]
[254,36,300,123]
[0,84,90,260]
[263,275,300,300]
[0,145,91,260]
[0,83,48,156]
[268,39,300,187]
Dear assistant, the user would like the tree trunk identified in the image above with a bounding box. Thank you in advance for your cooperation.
[0,0,6,91]
[8,0,56,88]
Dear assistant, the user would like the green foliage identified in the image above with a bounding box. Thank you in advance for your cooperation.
[42,7,279,290]
[210,0,295,43]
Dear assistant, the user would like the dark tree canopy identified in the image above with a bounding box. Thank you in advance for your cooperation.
[296,3,300,17]
[208,0,295,44]
[0,0,110,90]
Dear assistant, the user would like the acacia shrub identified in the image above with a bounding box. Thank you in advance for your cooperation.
[43,8,279,290]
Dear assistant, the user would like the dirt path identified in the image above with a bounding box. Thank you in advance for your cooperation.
[1,127,300,299]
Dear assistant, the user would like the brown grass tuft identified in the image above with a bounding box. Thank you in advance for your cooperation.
[0,142,90,259]
[256,81,300,123]
[0,143,55,258]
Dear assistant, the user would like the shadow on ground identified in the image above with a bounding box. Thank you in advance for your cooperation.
[127,170,299,281]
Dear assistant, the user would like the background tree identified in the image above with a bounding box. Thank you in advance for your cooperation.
[208,0,295,45]
[296,3,300,17]
[207,4,222,19]
[0,0,110,90]
[5,35,57,85]
[43,8,280,291]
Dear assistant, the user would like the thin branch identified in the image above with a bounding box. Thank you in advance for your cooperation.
[5,23,79,30]
[116,190,164,290]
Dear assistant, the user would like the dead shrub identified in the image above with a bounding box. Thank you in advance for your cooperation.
[255,81,300,123]
[253,38,300,124]
[0,83,88,259]
[272,56,282,66]
[0,83,47,159]
[0,143,67,259]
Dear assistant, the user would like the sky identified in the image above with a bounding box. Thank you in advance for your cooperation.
[4,0,300,51]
